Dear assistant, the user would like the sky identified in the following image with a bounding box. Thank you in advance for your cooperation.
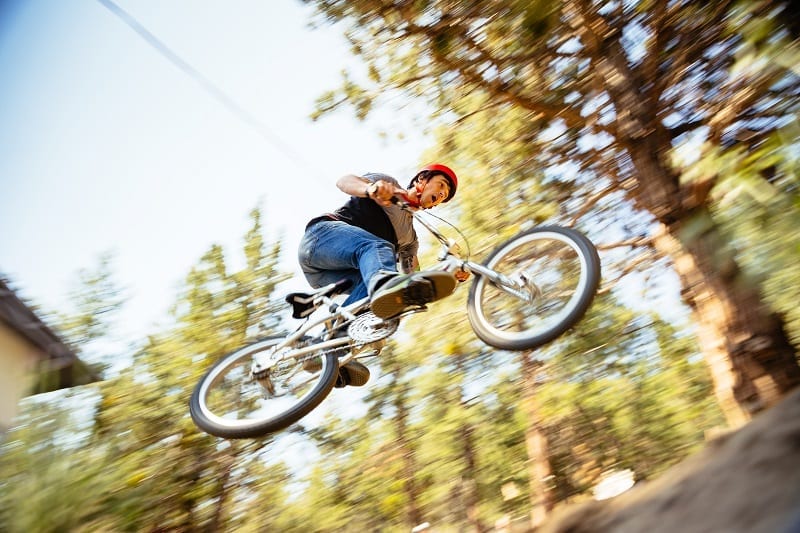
[0,0,432,340]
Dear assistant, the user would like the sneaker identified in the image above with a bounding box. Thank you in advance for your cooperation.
[335,360,371,388]
[303,357,370,387]
[370,271,457,319]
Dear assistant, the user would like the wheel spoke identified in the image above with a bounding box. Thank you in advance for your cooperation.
[190,336,338,437]
[467,227,600,351]
[480,240,582,334]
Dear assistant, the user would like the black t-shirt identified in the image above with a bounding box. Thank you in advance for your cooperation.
[307,173,419,271]
[331,195,398,247]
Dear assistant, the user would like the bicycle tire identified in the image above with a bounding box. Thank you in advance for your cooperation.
[190,336,338,438]
[467,226,600,351]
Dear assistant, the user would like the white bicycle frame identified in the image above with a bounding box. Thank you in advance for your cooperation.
[250,207,531,377]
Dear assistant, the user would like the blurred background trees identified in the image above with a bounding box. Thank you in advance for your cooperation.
[2,0,798,530]
[1,207,298,531]
[304,0,800,427]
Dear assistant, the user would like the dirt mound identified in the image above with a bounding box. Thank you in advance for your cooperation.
[540,387,800,533]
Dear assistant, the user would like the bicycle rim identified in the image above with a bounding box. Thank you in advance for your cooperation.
[190,337,338,438]
[468,227,600,351]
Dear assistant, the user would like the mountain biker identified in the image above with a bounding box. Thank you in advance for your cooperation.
[298,164,469,386]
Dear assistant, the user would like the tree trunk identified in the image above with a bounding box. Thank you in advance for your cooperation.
[208,450,237,532]
[460,420,485,532]
[394,382,425,528]
[653,209,800,426]
[587,14,799,424]
[520,354,556,528]
[616,107,800,426]
[456,357,485,532]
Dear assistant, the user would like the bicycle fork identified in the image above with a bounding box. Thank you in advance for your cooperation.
[463,261,539,303]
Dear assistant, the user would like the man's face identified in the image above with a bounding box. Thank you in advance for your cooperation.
[417,175,451,208]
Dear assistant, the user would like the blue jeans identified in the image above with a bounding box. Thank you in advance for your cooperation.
[298,220,397,305]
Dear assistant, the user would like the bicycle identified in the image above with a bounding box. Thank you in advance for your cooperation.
[190,202,601,439]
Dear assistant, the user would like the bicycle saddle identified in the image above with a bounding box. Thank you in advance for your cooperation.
[285,278,353,319]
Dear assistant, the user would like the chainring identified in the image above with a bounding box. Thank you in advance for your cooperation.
[348,312,400,343]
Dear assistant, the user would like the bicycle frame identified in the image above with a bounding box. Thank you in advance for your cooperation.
[252,291,368,374]
[253,206,526,374]
[191,200,602,438]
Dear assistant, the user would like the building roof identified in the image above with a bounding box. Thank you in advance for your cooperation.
[0,277,100,394]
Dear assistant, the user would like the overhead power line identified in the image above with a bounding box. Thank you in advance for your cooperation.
[96,0,321,177]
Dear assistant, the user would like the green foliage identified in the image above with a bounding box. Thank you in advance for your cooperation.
[0,205,295,531]
[58,252,126,348]
[301,412,414,530]
[88,205,291,530]
[538,300,724,488]
[7,0,800,526]
[0,199,730,530]
[0,391,106,532]
[703,123,800,344]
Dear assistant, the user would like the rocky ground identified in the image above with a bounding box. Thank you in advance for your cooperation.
[539,388,800,533]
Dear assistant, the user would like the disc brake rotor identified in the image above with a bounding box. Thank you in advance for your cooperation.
[348,312,400,343]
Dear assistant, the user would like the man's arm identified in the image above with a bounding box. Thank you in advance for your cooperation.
[336,174,403,207]
[336,174,373,197]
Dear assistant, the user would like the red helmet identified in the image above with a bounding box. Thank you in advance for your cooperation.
[419,163,458,202]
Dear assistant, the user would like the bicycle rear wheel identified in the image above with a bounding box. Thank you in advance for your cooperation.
[467,226,600,351]
[190,336,338,438]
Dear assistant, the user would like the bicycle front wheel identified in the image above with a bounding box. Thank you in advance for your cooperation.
[467,226,601,351]
[190,336,338,439]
